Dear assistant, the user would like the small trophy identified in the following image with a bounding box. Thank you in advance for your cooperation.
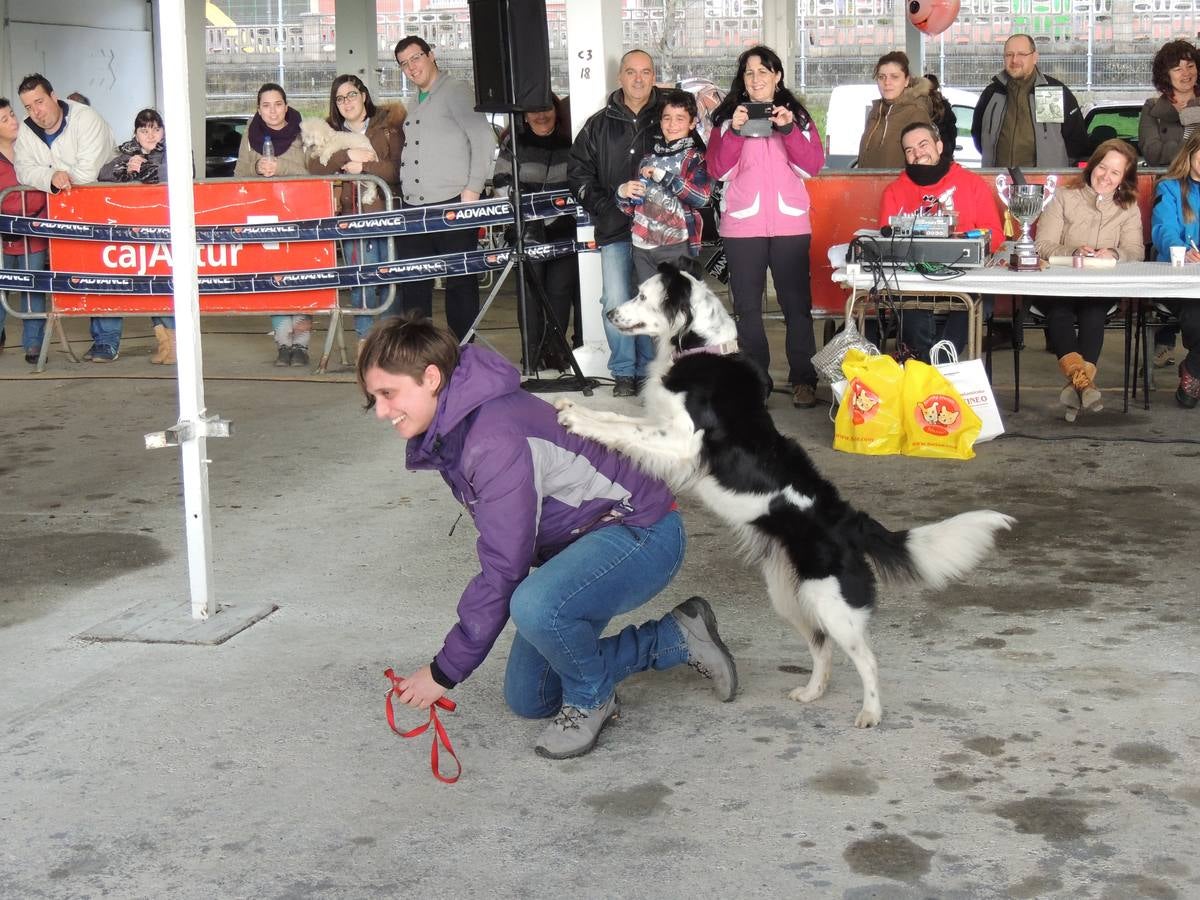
[996,173,1057,271]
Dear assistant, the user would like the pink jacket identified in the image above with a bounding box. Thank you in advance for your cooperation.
[706,118,825,239]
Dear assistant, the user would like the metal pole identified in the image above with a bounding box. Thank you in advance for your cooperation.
[158,0,217,620]
[278,0,285,88]
[1087,1,1095,90]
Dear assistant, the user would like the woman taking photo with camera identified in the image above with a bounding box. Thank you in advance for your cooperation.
[706,45,825,407]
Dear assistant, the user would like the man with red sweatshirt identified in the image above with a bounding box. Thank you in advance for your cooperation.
[878,122,1004,360]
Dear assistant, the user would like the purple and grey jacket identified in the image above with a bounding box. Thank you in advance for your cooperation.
[405,345,677,688]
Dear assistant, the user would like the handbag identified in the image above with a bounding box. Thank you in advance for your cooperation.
[812,318,879,386]
[929,340,1004,443]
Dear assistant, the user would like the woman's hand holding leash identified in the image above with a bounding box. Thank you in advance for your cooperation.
[392,664,447,709]
[384,667,460,784]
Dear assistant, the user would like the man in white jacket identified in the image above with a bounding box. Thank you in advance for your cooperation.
[14,74,118,360]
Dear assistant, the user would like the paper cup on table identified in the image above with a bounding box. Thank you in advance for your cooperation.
[1170,245,1186,267]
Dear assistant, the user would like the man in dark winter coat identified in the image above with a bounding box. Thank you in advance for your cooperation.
[971,34,1088,168]
[568,50,662,397]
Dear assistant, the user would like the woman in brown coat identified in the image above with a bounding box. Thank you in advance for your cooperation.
[307,74,405,346]
[857,51,936,169]
[1034,138,1144,421]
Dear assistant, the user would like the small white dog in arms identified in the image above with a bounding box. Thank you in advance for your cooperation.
[299,118,378,205]
[555,260,1015,727]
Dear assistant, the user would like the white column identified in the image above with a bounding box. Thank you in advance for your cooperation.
[565,0,623,377]
[762,0,797,81]
[905,18,925,75]
[335,0,380,97]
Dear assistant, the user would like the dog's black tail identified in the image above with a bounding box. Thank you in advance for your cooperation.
[847,510,1016,590]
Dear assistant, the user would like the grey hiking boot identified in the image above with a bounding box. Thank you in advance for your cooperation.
[671,596,738,701]
[534,694,620,760]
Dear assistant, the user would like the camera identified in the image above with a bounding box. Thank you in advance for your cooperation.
[744,102,772,119]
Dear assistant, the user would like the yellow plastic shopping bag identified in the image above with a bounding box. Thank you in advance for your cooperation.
[833,349,905,456]
[900,359,983,460]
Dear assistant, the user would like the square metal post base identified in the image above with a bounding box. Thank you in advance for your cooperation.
[77,597,279,646]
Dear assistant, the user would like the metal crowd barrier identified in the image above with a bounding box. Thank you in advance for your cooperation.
[0,180,591,373]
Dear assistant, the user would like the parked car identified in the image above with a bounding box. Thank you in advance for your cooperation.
[1083,101,1142,158]
[824,83,981,169]
[205,114,249,178]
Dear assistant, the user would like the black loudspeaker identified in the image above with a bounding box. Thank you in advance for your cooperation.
[468,0,552,113]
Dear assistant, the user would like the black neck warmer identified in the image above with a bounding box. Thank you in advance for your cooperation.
[905,154,952,186]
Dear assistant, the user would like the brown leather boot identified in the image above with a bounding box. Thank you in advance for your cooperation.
[150,325,176,365]
[1057,352,1084,422]
[1078,360,1102,412]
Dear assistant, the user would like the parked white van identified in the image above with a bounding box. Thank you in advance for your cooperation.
[823,83,981,169]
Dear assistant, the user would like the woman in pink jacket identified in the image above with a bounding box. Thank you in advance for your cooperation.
[707,45,826,407]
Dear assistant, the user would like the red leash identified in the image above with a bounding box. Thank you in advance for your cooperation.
[383,668,461,784]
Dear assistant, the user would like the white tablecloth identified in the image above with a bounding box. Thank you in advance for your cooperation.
[832,261,1200,299]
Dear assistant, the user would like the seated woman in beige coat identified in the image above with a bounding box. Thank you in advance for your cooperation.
[1034,138,1145,421]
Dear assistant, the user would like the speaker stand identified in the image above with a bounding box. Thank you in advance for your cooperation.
[460,113,597,397]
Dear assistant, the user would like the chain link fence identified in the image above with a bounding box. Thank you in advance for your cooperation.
[205,0,1200,116]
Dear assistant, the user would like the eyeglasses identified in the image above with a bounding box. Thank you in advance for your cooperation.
[335,90,362,104]
[1004,50,1035,60]
[397,51,427,71]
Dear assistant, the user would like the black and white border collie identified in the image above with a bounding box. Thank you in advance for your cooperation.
[555,261,1015,727]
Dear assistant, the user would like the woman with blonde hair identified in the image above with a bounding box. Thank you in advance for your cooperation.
[1150,130,1200,409]
[1035,138,1144,421]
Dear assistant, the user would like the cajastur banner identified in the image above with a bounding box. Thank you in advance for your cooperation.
[48,181,337,314]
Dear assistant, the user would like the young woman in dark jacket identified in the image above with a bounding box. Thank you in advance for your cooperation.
[97,108,175,364]
[493,93,579,370]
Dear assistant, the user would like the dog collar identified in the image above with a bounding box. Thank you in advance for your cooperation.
[673,339,739,360]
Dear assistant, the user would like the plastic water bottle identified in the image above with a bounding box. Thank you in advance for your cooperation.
[262,135,274,160]
[630,174,651,206]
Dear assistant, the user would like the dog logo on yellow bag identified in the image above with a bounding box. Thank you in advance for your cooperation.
[849,379,881,425]
[915,394,963,436]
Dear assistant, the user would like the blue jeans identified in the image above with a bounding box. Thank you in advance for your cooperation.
[346,237,395,338]
[900,296,993,363]
[600,240,654,378]
[504,509,689,715]
[1,249,47,351]
[90,316,123,350]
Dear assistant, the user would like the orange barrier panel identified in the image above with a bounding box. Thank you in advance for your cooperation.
[806,169,1159,318]
[48,180,337,314]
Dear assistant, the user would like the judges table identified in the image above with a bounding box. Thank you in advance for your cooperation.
[832,261,1199,412]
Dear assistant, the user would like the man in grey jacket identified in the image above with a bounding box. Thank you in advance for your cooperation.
[393,36,496,341]
[970,34,1088,168]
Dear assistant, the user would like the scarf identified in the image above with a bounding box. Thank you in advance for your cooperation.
[247,107,302,156]
[904,153,953,186]
[652,135,695,157]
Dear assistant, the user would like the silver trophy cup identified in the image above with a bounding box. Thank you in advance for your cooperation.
[996,174,1057,270]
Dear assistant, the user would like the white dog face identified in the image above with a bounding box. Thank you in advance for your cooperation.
[606,263,736,349]
[300,118,336,153]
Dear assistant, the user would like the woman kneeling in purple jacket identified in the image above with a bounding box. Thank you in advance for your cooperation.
[357,316,737,760]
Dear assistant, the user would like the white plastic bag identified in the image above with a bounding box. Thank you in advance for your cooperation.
[928,340,1004,443]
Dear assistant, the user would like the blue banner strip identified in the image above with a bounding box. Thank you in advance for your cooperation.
[0,190,590,244]
[0,239,594,296]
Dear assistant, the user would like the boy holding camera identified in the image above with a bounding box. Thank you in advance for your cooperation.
[616,89,713,284]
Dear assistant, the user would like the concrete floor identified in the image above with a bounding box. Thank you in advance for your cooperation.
[1,292,1198,899]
